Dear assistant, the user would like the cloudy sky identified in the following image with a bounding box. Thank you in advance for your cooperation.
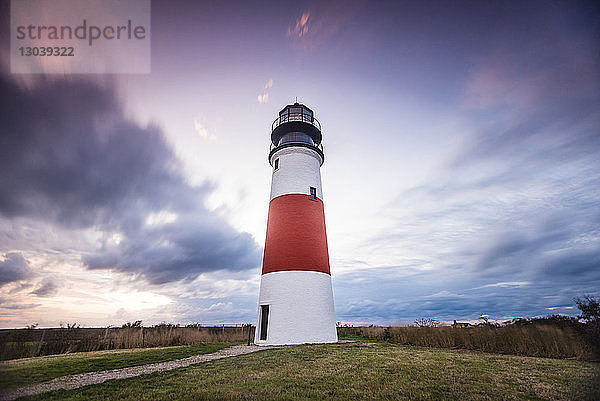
[0,0,599,328]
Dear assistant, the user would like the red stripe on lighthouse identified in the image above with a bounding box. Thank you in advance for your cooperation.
[262,194,330,275]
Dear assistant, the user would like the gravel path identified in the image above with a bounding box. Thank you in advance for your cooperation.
[0,344,279,401]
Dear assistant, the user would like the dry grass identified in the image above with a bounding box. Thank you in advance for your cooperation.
[4,322,595,362]
[0,326,253,360]
[338,325,597,360]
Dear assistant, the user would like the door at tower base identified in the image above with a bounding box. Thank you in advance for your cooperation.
[255,270,338,345]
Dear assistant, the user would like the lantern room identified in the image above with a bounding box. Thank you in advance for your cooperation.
[269,102,323,165]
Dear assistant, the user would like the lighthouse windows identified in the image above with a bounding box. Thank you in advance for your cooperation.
[259,305,269,341]
[274,158,279,170]
[278,132,314,146]
[310,186,317,200]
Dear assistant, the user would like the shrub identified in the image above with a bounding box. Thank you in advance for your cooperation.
[0,325,255,360]
[337,322,597,361]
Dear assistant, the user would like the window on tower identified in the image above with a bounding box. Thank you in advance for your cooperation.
[288,106,302,120]
[310,186,317,199]
[303,108,313,121]
[274,158,279,170]
[278,132,314,146]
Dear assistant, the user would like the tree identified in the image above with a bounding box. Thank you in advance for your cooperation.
[575,295,600,323]
[122,320,143,328]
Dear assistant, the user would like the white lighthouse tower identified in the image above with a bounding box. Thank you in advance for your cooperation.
[254,103,337,345]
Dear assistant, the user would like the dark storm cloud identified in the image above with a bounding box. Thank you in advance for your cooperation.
[539,249,600,279]
[0,296,40,310]
[0,253,33,286]
[84,218,259,284]
[1,303,40,310]
[30,279,59,297]
[333,265,592,323]
[0,73,261,284]
[0,73,180,227]
[474,208,600,277]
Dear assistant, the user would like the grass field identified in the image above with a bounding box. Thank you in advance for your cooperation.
[0,343,233,391]
[15,342,600,401]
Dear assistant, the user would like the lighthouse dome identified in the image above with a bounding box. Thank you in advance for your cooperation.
[269,102,323,165]
[271,102,322,146]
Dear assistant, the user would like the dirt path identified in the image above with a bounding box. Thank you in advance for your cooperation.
[1,344,279,401]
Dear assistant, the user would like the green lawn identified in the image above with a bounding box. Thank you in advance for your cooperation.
[20,342,600,401]
[0,343,233,390]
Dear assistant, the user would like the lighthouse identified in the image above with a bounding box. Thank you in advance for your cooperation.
[254,103,338,345]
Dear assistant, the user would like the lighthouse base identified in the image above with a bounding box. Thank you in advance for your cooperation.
[254,270,338,346]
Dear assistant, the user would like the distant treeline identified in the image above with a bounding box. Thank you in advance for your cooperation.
[0,324,254,361]
[337,315,599,361]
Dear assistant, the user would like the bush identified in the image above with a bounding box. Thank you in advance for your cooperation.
[337,321,597,361]
[0,325,254,360]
